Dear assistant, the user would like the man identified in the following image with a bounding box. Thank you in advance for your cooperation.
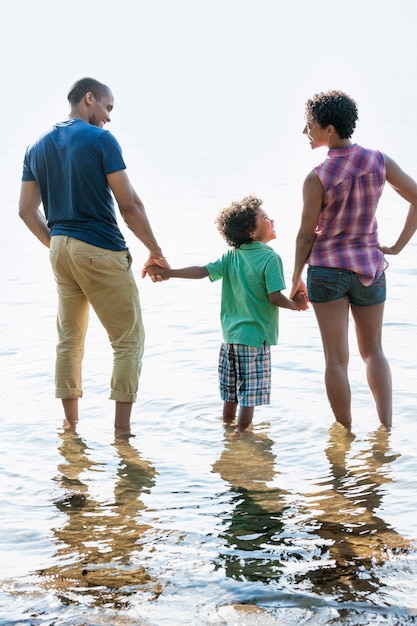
[19,77,169,436]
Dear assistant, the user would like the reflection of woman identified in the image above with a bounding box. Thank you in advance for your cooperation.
[302,424,410,601]
[291,90,417,431]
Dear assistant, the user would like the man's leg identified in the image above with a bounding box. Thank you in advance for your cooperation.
[81,248,144,431]
[62,398,79,429]
[50,237,89,422]
[114,401,134,437]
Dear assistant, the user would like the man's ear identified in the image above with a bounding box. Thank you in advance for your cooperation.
[85,92,95,106]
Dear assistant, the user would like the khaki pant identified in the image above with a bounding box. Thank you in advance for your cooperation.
[49,236,144,402]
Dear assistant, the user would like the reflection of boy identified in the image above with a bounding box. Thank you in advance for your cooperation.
[146,196,308,431]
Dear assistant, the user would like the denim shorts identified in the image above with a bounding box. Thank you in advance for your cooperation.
[307,266,386,306]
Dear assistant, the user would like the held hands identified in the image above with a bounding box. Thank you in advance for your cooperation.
[292,290,309,311]
[142,255,170,282]
[290,278,307,300]
[289,278,309,310]
[145,264,169,279]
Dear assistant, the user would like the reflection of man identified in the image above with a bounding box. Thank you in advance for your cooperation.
[39,429,160,603]
[18,77,169,435]
[212,431,289,582]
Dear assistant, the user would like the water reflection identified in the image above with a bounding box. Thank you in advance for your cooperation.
[37,427,161,607]
[211,429,289,583]
[297,424,413,603]
[212,423,416,619]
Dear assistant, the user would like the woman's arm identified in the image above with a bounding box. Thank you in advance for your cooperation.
[290,170,323,297]
[380,154,417,255]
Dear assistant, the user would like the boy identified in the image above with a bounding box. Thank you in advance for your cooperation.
[146,196,308,431]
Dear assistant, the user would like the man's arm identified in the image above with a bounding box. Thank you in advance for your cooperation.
[18,181,51,248]
[107,170,168,272]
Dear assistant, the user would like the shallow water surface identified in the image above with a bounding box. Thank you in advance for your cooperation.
[1,291,417,625]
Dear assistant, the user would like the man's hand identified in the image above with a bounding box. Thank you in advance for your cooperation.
[142,257,170,282]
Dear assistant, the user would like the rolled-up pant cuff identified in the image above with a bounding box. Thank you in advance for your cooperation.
[56,388,82,399]
[109,389,137,403]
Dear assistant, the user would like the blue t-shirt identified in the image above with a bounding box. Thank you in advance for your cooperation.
[206,242,286,347]
[22,119,128,250]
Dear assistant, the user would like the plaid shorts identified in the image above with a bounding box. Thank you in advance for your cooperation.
[218,343,271,407]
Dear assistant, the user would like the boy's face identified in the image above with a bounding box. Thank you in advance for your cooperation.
[250,208,276,243]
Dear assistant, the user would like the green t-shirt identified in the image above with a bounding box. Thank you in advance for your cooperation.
[206,241,286,348]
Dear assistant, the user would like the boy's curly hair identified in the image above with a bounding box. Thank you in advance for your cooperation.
[215,196,262,248]
[306,90,358,139]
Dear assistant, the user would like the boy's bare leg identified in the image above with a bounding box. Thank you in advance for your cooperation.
[237,406,254,432]
[62,398,79,429]
[115,401,133,437]
[223,401,237,425]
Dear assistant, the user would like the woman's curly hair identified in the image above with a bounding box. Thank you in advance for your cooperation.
[306,90,358,139]
[215,196,262,248]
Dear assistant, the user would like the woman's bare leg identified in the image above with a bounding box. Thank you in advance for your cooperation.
[351,302,392,430]
[312,297,352,429]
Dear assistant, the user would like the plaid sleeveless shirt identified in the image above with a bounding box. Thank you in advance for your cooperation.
[308,144,388,286]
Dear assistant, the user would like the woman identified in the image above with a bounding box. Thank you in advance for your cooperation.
[291,89,417,431]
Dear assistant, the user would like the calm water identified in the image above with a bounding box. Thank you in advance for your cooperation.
[2,1,417,624]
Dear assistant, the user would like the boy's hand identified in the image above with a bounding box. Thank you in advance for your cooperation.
[143,263,170,281]
[142,257,170,281]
